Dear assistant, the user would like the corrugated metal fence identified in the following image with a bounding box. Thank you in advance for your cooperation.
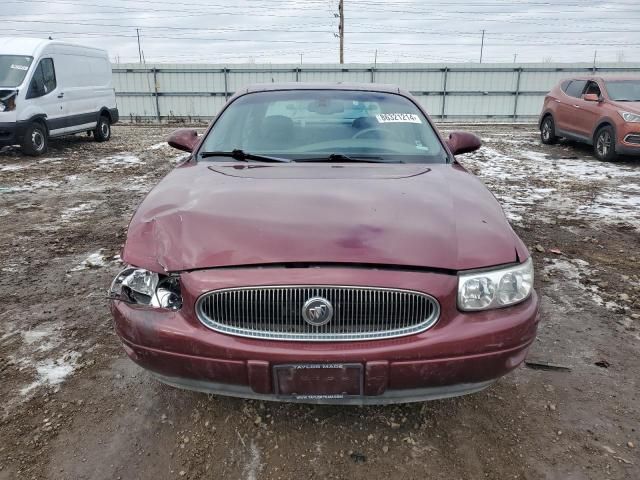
[112,62,640,122]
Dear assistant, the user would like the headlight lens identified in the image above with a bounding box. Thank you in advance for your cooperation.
[458,258,533,311]
[0,92,16,112]
[109,267,182,310]
[619,111,640,123]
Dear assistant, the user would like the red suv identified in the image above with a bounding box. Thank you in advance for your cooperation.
[539,76,640,161]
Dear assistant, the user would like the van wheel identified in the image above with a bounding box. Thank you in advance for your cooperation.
[594,126,617,161]
[21,122,48,156]
[540,116,558,145]
[94,115,111,142]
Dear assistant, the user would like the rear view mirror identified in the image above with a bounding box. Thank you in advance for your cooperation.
[168,129,199,152]
[445,131,482,156]
[583,93,600,102]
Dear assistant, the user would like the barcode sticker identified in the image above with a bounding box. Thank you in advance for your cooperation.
[376,113,422,124]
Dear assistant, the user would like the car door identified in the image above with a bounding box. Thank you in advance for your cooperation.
[25,57,66,136]
[574,80,603,138]
[555,79,587,137]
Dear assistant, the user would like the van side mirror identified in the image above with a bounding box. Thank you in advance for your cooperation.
[168,129,199,152]
[445,131,482,156]
[583,93,600,102]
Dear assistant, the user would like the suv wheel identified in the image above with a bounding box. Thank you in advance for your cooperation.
[21,122,48,156]
[594,126,617,161]
[540,116,558,145]
[94,115,111,142]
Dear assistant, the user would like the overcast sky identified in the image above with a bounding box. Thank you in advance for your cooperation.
[4,0,640,64]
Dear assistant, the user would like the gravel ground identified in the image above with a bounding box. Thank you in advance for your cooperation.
[0,124,639,479]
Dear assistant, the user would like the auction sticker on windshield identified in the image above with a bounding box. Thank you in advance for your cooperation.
[376,113,422,123]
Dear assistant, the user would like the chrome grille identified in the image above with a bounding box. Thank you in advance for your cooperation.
[195,286,439,341]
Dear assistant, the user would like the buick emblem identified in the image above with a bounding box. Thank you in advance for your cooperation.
[302,297,333,326]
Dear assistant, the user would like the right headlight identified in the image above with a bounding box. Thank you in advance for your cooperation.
[109,266,182,310]
[619,111,640,123]
[457,258,533,311]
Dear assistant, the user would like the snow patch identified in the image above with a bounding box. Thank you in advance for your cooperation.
[242,441,263,480]
[0,180,60,193]
[542,258,621,311]
[0,163,30,172]
[20,351,81,395]
[70,250,109,271]
[96,154,143,170]
[147,142,168,150]
[61,202,96,221]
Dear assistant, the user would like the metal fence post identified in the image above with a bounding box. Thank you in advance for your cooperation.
[371,66,375,83]
[152,68,161,122]
[223,68,229,100]
[441,67,448,120]
[513,67,522,121]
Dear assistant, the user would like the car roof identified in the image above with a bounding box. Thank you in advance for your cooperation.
[244,82,403,94]
[564,75,640,82]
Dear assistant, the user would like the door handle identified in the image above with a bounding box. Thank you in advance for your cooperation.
[57,93,64,98]
[573,104,580,108]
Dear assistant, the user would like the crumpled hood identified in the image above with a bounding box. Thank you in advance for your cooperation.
[122,162,526,272]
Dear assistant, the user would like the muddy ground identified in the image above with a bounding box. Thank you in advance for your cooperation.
[0,124,638,480]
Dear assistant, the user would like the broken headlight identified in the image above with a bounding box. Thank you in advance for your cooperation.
[0,92,17,112]
[109,267,182,310]
[457,258,533,311]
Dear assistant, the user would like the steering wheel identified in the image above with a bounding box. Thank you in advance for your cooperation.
[352,127,401,141]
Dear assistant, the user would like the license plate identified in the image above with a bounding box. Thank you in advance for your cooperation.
[273,363,363,400]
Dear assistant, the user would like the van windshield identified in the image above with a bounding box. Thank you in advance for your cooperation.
[0,55,33,87]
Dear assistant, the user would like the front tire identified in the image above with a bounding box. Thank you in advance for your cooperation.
[94,115,111,142]
[540,116,558,145]
[21,122,48,156]
[594,126,617,161]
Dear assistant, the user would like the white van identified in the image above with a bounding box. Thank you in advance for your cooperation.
[0,37,118,156]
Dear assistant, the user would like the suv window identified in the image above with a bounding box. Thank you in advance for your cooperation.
[565,80,587,98]
[27,58,56,99]
[584,81,601,96]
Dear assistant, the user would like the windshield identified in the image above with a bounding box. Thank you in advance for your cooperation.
[604,80,640,102]
[0,55,33,87]
[200,90,447,163]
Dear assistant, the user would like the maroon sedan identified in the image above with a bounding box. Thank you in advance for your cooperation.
[109,83,538,404]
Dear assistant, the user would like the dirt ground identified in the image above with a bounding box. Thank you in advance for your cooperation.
[0,124,638,480]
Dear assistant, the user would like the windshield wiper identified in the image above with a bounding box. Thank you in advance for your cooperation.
[296,153,396,163]
[200,149,292,163]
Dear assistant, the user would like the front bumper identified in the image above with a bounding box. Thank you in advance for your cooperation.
[616,124,640,156]
[0,121,26,147]
[111,267,540,404]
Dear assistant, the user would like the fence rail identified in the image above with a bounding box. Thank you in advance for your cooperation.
[111,62,640,123]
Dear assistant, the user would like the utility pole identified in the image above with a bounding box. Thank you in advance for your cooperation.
[374,49,378,67]
[136,28,142,64]
[479,29,485,63]
[592,49,597,72]
[339,0,344,64]
[300,53,303,65]
[513,53,517,63]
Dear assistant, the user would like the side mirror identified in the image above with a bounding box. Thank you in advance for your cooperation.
[583,93,600,102]
[168,128,199,153]
[445,131,482,156]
